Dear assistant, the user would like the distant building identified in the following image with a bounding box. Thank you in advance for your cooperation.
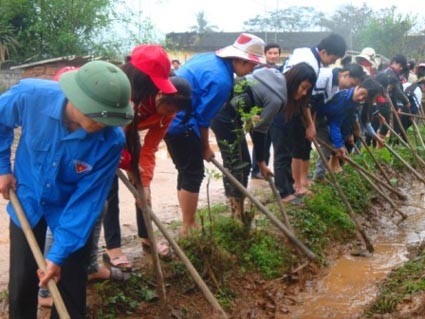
[165,31,333,64]
[165,31,425,66]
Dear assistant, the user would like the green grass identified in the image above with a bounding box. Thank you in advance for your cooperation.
[365,253,425,316]
[89,135,425,318]
[88,273,157,319]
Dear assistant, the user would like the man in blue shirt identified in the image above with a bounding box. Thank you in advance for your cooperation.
[165,33,265,236]
[0,60,133,319]
[315,77,381,157]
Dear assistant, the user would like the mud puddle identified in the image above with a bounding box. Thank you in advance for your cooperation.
[288,186,425,319]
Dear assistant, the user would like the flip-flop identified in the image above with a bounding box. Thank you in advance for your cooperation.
[295,188,313,198]
[142,241,173,261]
[102,253,133,272]
[38,295,53,308]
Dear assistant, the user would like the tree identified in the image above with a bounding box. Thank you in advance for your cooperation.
[190,11,218,33]
[318,4,375,49]
[244,6,320,32]
[0,24,19,68]
[0,0,161,64]
[357,7,416,58]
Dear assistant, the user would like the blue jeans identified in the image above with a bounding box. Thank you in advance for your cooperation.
[313,116,332,180]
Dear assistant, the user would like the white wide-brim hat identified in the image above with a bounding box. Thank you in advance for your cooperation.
[216,33,266,64]
[355,54,377,68]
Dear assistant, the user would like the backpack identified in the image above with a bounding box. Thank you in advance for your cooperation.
[404,83,420,114]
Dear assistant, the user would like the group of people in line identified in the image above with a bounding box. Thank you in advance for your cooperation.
[1,30,424,319]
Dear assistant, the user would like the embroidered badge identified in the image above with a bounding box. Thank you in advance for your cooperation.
[73,160,92,173]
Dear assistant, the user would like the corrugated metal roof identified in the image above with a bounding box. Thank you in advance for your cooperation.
[10,55,96,70]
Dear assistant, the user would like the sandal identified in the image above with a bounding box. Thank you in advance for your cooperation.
[38,290,53,308]
[282,196,303,207]
[88,265,130,282]
[295,187,313,198]
[102,253,133,272]
[142,240,173,261]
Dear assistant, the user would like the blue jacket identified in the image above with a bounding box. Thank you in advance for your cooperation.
[167,53,234,137]
[316,88,358,148]
[0,79,125,265]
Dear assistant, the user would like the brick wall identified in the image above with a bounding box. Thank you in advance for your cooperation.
[21,65,60,80]
[0,63,75,94]
[0,70,23,93]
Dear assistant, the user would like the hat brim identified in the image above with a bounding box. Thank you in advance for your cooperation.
[59,70,134,127]
[216,46,266,64]
[355,54,376,67]
[151,76,177,94]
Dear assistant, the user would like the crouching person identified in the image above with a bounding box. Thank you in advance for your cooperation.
[0,60,133,319]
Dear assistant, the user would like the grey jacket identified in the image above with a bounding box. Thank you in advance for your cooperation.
[246,67,287,134]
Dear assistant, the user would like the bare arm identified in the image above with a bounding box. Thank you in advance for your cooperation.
[303,107,316,141]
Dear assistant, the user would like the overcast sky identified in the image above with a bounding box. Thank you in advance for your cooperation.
[130,0,423,36]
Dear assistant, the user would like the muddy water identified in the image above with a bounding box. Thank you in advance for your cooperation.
[288,187,425,319]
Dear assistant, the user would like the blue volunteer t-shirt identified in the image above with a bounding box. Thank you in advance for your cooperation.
[167,52,234,137]
[0,78,125,265]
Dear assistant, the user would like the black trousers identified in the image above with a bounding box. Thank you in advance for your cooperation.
[211,117,251,198]
[9,218,92,319]
[164,130,204,193]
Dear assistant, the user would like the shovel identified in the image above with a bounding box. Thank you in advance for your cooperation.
[9,189,70,319]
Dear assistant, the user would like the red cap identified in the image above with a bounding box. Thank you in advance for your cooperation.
[129,45,177,94]
[53,66,78,81]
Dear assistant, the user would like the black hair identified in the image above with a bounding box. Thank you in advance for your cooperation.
[264,43,281,54]
[341,63,366,80]
[374,71,398,89]
[121,63,158,106]
[284,62,317,120]
[391,54,407,68]
[360,77,383,102]
[408,60,416,70]
[172,59,180,64]
[157,76,192,111]
[340,55,353,67]
[317,33,347,58]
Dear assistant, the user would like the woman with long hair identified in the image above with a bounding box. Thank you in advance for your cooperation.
[271,62,317,203]
[99,45,192,274]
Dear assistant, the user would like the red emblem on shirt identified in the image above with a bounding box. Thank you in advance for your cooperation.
[73,160,92,173]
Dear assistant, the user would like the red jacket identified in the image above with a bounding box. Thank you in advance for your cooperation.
[121,97,174,187]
